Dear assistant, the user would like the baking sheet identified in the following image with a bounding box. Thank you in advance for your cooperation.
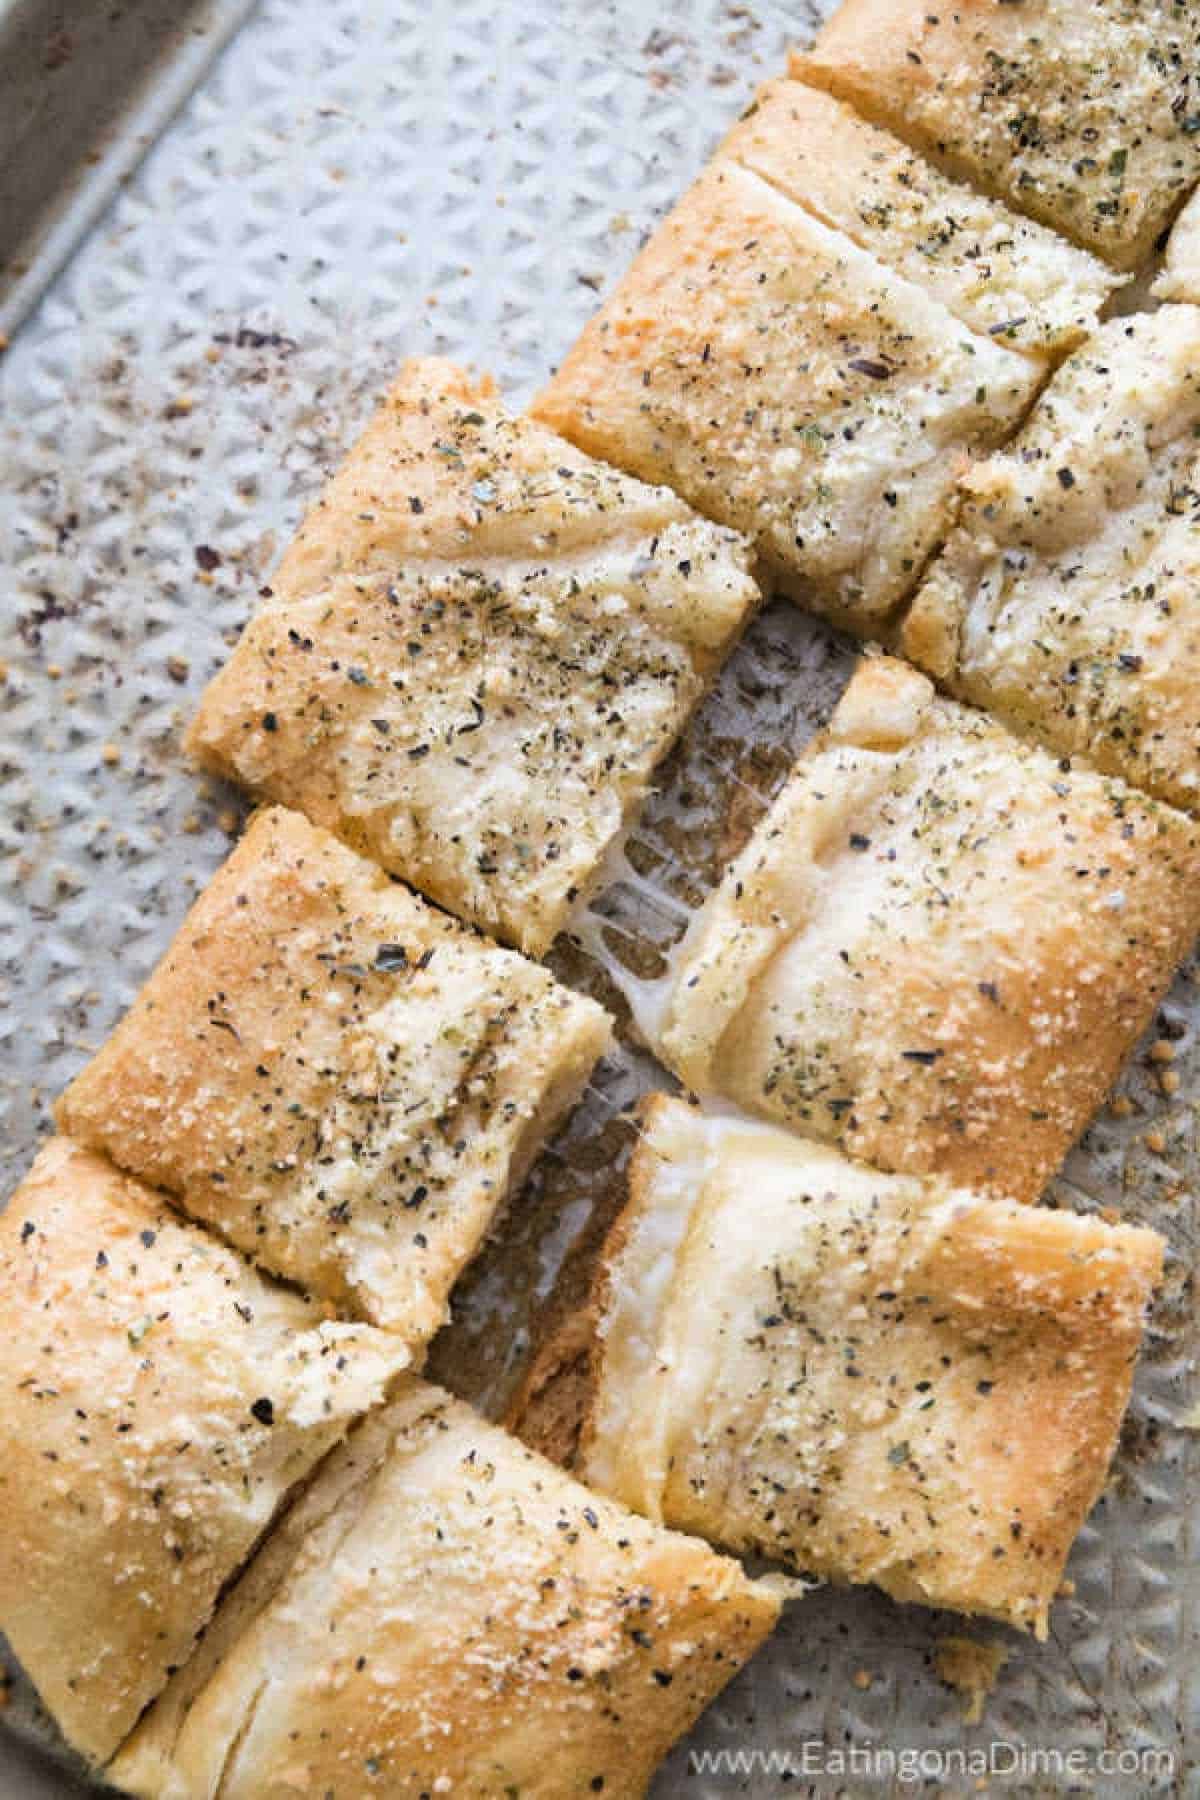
[0,0,261,339]
[0,0,1195,1793]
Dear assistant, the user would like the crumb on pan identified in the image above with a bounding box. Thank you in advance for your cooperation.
[934,1635,1010,1725]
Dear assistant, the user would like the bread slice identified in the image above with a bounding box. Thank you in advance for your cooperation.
[534,158,1039,634]
[0,1138,406,1764]
[186,358,759,957]
[724,79,1119,359]
[109,1377,780,1799]
[1155,188,1200,301]
[57,807,612,1336]
[901,308,1200,811]
[582,1095,1164,1636]
[795,0,1200,271]
[656,657,1200,1202]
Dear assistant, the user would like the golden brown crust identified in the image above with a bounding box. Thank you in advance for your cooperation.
[795,0,1200,270]
[503,1307,596,1470]
[57,807,612,1336]
[657,657,1200,1202]
[900,308,1200,810]
[534,159,1039,633]
[0,1138,407,1764]
[110,1378,780,1800]
[723,79,1119,357]
[187,358,759,956]
[584,1098,1164,1635]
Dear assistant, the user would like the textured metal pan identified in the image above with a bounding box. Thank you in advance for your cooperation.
[0,1,1195,1794]
[0,0,260,340]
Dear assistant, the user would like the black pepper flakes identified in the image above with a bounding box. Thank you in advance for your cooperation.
[848,357,892,381]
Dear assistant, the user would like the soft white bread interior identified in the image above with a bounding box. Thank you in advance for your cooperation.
[1154,189,1200,302]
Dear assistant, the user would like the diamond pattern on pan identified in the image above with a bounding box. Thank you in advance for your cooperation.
[0,0,1193,1793]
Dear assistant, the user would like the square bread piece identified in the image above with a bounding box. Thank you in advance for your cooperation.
[187,358,759,958]
[57,807,612,1337]
[533,157,1040,634]
[724,79,1120,360]
[0,1137,407,1765]
[901,308,1200,812]
[1154,187,1200,301]
[583,1097,1164,1636]
[656,657,1200,1203]
[110,1378,780,1800]
[796,0,1200,271]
